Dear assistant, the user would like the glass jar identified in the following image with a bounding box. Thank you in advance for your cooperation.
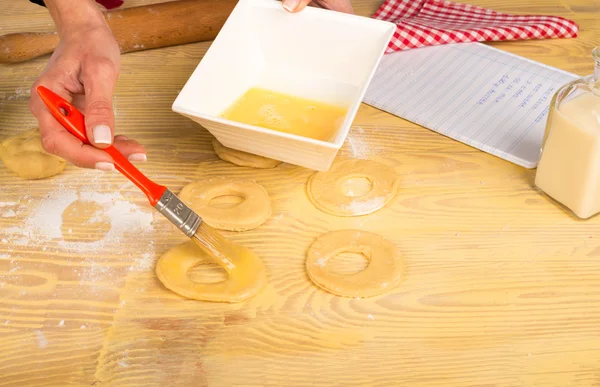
[535,47,600,219]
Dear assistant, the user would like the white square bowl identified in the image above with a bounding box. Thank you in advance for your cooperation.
[172,0,395,171]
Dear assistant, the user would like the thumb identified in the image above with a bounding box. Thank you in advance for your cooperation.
[82,58,118,148]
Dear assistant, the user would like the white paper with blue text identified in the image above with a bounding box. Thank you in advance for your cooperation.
[363,43,579,168]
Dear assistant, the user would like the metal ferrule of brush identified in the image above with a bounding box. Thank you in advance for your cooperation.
[154,189,202,237]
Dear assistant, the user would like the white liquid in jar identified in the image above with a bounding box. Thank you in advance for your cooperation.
[535,92,600,218]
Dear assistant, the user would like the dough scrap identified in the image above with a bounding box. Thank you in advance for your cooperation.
[306,230,403,298]
[156,226,267,302]
[0,128,66,179]
[179,178,271,231]
[307,159,398,217]
[212,139,281,169]
[61,200,111,242]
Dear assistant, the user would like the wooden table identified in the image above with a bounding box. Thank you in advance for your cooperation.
[1,0,599,385]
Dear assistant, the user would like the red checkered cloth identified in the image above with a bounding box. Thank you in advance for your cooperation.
[372,0,579,53]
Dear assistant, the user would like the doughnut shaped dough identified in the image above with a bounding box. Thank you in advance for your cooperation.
[307,159,398,217]
[213,139,281,169]
[306,230,403,298]
[179,178,271,231]
[0,128,66,179]
[156,234,267,303]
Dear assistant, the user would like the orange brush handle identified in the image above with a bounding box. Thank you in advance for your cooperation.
[36,86,167,206]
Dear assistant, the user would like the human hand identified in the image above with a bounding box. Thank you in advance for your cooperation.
[282,0,354,14]
[29,8,146,171]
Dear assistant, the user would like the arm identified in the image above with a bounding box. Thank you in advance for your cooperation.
[44,0,107,36]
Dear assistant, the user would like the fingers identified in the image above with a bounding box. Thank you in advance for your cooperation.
[37,108,116,170]
[282,0,354,13]
[81,57,119,149]
[29,82,146,170]
[282,0,311,13]
[35,114,146,170]
[70,89,147,161]
[331,0,354,13]
[113,135,148,162]
[29,77,113,170]
[29,76,73,118]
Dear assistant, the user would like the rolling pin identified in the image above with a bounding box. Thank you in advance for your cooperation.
[0,0,237,64]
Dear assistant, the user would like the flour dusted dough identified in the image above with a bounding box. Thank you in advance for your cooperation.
[61,200,111,242]
[212,139,281,169]
[0,128,66,179]
[307,159,398,217]
[306,230,403,298]
[179,178,271,231]
[156,235,267,303]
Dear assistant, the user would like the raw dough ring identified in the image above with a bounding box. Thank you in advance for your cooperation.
[156,238,267,303]
[213,139,281,169]
[307,159,398,217]
[306,230,403,298]
[179,178,272,231]
[0,128,66,179]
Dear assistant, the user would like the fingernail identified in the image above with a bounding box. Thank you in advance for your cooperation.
[283,0,300,12]
[95,162,115,171]
[128,153,147,162]
[93,124,112,145]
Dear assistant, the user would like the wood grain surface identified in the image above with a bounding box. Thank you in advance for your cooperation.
[1,0,600,386]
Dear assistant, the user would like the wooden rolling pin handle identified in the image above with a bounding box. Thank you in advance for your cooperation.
[0,0,237,64]
[0,32,59,64]
[107,0,237,54]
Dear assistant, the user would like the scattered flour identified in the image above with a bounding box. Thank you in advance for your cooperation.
[2,209,16,218]
[367,314,375,321]
[347,135,372,159]
[134,251,154,271]
[341,197,386,214]
[15,87,30,98]
[2,187,154,253]
[34,330,48,348]
[345,126,380,159]
[0,171,158,277]
[2,88,31,101]
[79,263,111,286]
[118,349,130,367]
[57,320,64,327]
[311,250,327,267]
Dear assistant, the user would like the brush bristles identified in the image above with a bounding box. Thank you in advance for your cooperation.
[192,223,237,269]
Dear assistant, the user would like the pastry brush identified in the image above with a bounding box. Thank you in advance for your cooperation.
[36,85,234,258]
